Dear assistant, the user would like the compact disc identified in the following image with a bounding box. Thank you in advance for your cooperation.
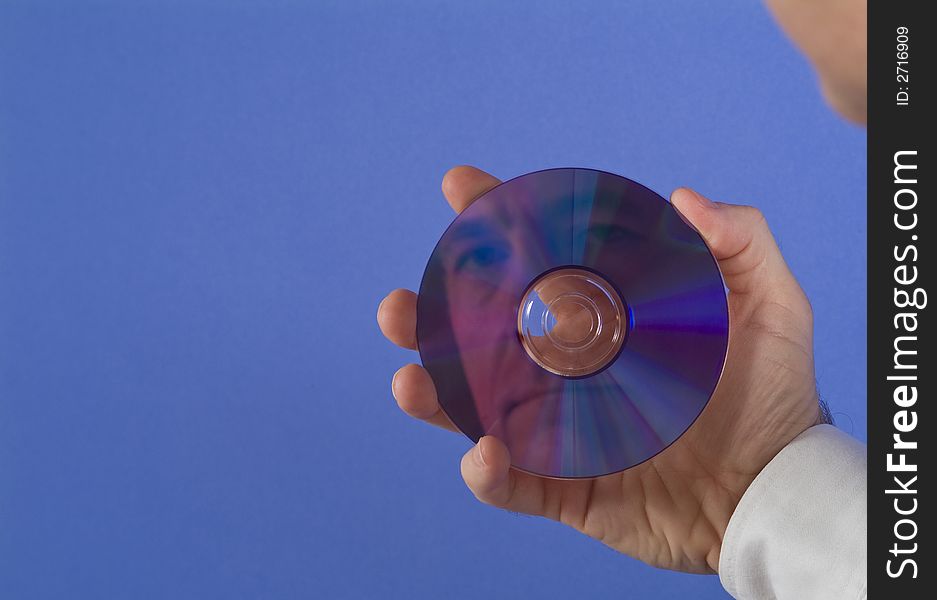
[417,168,728,478]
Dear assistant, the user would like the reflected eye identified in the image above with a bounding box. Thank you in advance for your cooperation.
[455,243,510,271]
[586,224,640,244]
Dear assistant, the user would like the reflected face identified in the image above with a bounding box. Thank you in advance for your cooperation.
[417,169,728,477]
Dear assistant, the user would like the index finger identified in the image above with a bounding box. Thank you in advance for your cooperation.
[441,166,501,213]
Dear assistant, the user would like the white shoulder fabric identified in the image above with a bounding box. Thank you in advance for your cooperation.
[719,424,867,599]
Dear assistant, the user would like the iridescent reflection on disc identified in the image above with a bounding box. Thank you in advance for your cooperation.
[417,169,728,478]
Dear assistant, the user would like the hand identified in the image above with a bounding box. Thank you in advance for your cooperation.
[377,166,827,574]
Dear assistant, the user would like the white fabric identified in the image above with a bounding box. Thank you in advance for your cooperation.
[719,424,867,599]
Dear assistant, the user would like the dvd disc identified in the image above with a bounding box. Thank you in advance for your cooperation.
[417,168,728,478]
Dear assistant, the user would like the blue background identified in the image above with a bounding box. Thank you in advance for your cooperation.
[0,1,866,598]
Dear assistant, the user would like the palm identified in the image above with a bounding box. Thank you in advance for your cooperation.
[378,166,823,574]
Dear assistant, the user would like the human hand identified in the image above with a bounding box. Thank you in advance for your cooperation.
[378,166,826,574]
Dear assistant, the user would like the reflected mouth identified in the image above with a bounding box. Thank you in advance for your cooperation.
[497,385,605,424]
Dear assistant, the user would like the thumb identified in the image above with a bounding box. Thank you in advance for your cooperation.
[670,188,800,300]
[460,436,551,518]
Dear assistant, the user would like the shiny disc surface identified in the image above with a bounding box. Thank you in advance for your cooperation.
[417,168,728,478]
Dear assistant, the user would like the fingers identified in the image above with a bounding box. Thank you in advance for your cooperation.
[460,436,550,517]
[391,364,458,432]
[377,166,500,350]
[377,288,417,350]
[441,166,501,213]
[379,166,501,434]
[670,188,798,297]
[461,436,518,507]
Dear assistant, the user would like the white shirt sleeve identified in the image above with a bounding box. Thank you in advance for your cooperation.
[718,424,867,600]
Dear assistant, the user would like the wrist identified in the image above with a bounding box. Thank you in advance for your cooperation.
[704,479,749,574]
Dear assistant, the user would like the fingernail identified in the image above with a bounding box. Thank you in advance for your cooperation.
[377,297,386,320]
[391,369,399,398]
[474,441,488,468]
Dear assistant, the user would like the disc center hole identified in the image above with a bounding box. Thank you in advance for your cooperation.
[544,294,598,348]
[517,267,627,377]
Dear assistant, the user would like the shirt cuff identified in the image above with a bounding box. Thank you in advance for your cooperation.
[718,424,867,600]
